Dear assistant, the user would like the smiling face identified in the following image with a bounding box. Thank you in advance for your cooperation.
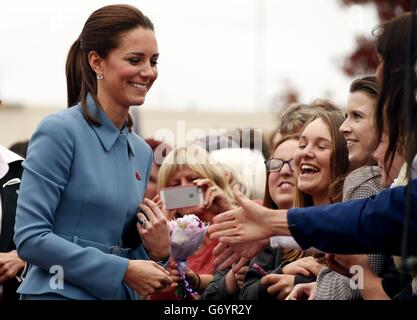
[268,139,298,209]
[95,27,159,110]
[339,91,377,169]
[372,132,405,187]
[294,118,333,204]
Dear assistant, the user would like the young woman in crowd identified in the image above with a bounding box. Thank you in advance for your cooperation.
[241,105,350,300]
[312,76,385,300]
[208,13,417,281]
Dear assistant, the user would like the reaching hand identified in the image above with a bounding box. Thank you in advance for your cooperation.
[282,256,326,277]
[261,274,295,300]
[234,265,249,289]
[167,260,198,289]
[208,187,279,244]
[212,240,268,271]
[286,282,317,300]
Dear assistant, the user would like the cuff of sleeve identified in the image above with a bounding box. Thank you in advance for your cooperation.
[287,208,310,250]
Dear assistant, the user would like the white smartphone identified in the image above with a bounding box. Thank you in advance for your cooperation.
[160,185,204,210]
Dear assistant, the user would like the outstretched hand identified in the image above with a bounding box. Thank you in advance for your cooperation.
[212,240,269,271]
[208,186,279,244]
[286,282,317,300]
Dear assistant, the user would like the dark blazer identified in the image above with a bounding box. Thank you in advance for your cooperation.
[0,159,23,301]
[288,178,417,255]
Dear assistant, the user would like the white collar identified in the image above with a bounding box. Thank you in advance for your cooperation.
[0,145,23,179]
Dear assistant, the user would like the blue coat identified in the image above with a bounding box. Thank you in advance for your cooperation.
[288,178,417,255]
[14,95,154,299]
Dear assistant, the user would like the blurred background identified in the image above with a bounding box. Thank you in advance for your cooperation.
[0,0,410,148]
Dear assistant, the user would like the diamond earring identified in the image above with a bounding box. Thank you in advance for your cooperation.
[97,74,103,80]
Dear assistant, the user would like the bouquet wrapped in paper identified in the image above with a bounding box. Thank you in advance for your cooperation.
[169,214,208,299]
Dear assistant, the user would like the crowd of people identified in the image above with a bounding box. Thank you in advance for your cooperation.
[0,4,416,301]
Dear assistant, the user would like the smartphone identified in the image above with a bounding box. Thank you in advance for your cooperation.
[160,185,204,210]
[252,263,268,276]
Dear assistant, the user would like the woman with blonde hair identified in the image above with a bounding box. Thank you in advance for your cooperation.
[151,146,235,299]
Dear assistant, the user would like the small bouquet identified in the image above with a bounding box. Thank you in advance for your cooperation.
[169,214,208,299]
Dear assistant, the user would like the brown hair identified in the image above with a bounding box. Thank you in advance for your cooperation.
[282,109,350,263]
[374,12,417,177]
[278,103,316,136]
[294,108,350,207]
[349,76,379,97]
[348,76,379,167]
[65,4,154,131]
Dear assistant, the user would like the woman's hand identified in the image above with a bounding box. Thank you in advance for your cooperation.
[0,250,26,283]
[123,260,172,296]
[194,178,233,215]
[151,194,165,212]
[326,254,371,277]
[286,282,317,300]
[137,198,170,261]
[234,265,249,289]
[167,260,200,290]
[212,241,268,271]
[282,256,326,277]
[260,274,295,300]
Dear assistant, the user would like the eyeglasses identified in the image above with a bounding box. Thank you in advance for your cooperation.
[264,158,295,172]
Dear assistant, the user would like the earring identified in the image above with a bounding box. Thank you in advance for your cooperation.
[97,74,103,80]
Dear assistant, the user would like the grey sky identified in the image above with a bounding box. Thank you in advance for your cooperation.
[0,0,378,112]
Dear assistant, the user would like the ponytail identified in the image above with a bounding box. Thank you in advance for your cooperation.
[65,38,83,108]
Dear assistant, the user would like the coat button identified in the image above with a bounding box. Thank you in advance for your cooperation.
[135,170,141,181]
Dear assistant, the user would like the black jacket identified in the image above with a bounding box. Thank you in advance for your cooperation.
[0,159,23,301]
[239,246,315,300]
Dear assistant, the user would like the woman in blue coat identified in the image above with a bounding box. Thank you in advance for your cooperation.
[14,4,172,299]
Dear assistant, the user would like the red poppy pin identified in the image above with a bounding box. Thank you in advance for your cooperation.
[135,170,141,181]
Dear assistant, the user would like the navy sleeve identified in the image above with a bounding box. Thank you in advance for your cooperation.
[288,179,417,255]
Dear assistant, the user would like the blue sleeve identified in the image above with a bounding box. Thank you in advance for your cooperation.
[288,179,417,255]
[14,114,129,300]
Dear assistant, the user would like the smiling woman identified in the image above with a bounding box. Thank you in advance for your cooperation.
[339,76,379,170]
[294,108,350,207]
[13,4,172,300]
